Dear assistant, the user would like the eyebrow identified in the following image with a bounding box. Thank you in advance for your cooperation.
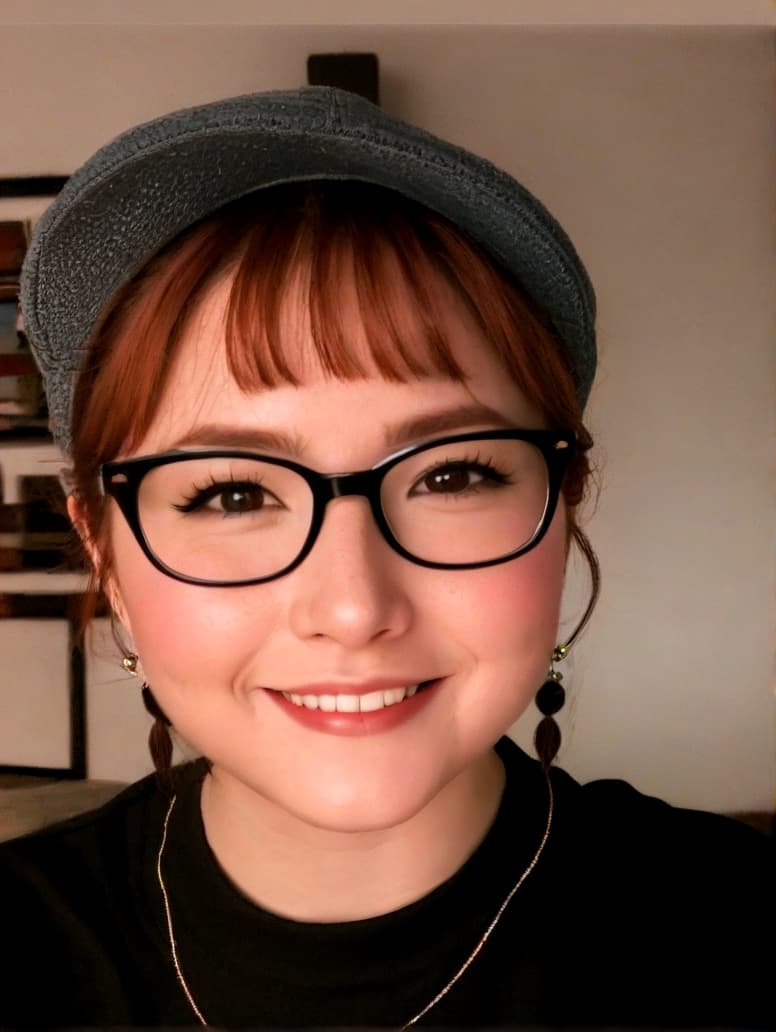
[169,403,516,460]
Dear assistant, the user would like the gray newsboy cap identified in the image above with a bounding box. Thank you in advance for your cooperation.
[20,86,597,456]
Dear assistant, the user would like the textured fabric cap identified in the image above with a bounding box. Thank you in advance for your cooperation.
[20,86,597,456]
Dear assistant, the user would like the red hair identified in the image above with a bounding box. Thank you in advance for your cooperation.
[69,181,597,630]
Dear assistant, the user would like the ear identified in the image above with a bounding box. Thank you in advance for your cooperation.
[66,493,130,629]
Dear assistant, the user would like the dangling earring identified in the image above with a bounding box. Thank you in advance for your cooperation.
[121,652,173,773]
[534,644,567,773]
[534,527,602,772]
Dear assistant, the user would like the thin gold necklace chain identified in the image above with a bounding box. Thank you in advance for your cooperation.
[156,773,554,1030]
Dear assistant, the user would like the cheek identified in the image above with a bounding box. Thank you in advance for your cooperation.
[444,509,568,725]
[108,516,274,690]
[460,510,566,650]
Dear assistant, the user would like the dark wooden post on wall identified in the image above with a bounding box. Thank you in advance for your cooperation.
[307,53,380,105]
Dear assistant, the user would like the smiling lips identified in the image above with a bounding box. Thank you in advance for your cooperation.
[266,677,439,729]
[270,672,437,714]
[281,684,424,713]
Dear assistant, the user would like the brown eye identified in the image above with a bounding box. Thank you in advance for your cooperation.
[412,459,510,499]
[174,480,270,515]
[218,486,265,513]
[425,466,473,494]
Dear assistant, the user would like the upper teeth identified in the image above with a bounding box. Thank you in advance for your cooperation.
[282,684,421,712]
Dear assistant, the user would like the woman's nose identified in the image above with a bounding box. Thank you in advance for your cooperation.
[287,494,413,646]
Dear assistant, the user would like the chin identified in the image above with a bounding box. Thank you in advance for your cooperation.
[282,769,444,834]
[288,804,411,835]
[208,745,450,836]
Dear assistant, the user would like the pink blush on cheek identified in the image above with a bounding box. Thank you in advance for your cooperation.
[472,525,567,617]
[111,546,275,701]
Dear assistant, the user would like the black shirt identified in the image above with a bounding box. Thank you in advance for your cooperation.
[0,737,772,1029]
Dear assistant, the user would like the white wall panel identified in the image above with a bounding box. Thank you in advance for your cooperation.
[0,620,71,768]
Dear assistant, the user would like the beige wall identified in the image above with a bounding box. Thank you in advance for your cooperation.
[1,21,773,811]
[3,0,774,26]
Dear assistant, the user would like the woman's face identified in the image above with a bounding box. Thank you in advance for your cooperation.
[105,266,568,833]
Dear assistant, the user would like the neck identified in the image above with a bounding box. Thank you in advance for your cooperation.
[199,748,506,923]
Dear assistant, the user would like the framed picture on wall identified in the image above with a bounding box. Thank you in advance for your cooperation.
[0,176,85,778]
[0,177,67,438]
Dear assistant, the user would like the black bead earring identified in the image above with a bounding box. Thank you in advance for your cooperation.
[533,525,602,773]
[534,644,567,773]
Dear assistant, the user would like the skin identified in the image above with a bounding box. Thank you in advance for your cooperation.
[72,264,568,923]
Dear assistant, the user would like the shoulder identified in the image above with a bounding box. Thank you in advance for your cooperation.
[0,762,203,902]
[568,768,773,873]
[561,767,772,1024]
[499,734,773,872]
[0,767,201,1025]
[531,756,773,906]
[0,762,207,1023]
[499,744,773,1028]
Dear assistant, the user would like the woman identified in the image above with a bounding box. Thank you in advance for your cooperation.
[2,88,771,1028]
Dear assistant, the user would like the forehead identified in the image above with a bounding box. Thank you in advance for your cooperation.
[133,265,544,459]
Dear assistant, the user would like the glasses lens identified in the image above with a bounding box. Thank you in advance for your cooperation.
[137,456,314,582]
[382,437,549,564]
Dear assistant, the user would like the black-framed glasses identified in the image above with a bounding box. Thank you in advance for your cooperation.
[100,429,576,587]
